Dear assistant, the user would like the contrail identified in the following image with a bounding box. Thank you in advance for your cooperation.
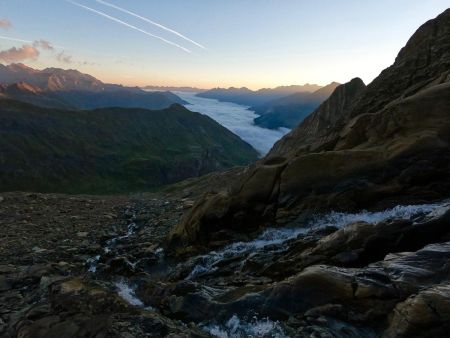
[0,35,32,44]
[66,0,191,54]
[95,0,205,50]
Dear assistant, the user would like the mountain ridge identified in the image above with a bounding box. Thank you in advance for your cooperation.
[0,63,188,110]
[196,83,323,107]
[0,99,258,194]
[252,81,341,129]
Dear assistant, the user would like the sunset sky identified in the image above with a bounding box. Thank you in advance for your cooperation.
[0,0,448,89]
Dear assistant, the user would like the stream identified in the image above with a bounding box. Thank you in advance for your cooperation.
[85,199,450,338]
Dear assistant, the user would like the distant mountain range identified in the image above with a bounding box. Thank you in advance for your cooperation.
[197,82,339,129]
[0,63,186,110]
[252,82,340,129]
[197,84,322,107]
[0,99,258,194]
[142,85,207,92]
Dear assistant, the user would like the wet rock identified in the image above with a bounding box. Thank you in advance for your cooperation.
[305,207,450,268]
[383,285,450,338]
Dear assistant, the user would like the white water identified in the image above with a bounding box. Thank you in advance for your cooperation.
[174,91,290,155]
[187,200,450,279]
[86,221,138,273]
[115,280,144,307]
[204,315,289,338]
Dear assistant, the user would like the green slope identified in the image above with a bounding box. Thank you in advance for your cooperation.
[0,100,258,194]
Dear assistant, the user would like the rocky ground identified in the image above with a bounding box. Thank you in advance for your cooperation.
[0,167,250,337]
[0,190,206,337]
[1,189,449,337]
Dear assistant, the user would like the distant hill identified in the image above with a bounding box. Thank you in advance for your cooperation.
[0,63,186,110]
[196,84,322,107]
[252,82,340,129]
[0,100,258,194]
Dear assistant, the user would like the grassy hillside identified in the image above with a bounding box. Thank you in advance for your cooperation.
[0,99,258,194]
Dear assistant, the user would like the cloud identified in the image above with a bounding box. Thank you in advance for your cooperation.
[33,39,54,51]
[0,45,39,63]
[0,19,11,30]
[56,51,72,64]
[177,92,290,155]
[66,0,191,54]
[95,0,205,49]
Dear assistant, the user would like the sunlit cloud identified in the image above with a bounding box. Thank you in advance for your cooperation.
[0,19,11,30]
[95,0,206,50]
[0,44,39,63]
[66,0,192,54]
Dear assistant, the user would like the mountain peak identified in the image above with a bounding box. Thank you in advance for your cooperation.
[7,63,38,73]
[350,9,450,118]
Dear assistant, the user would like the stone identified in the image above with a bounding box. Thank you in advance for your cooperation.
[383,285,450,338]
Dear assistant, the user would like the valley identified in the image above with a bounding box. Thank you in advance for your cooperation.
[174,91,290,155]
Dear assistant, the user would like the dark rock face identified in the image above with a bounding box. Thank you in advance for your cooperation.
[166,9,450,255]
[270,77,366,155]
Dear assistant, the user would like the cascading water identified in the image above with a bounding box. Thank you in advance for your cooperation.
[203,315,289,338]
[187,200,450,279]
[115,279,144,307]
[82,199,450,338]
[84,208,150,307]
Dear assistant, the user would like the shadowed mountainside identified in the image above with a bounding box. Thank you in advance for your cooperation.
[0,100,258,194]
[197,83,322,107]
[252,81,341,129]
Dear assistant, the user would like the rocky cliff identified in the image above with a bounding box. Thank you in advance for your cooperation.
[167,9,450,255]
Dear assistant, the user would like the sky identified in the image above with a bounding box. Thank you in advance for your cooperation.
[0,0,448,89]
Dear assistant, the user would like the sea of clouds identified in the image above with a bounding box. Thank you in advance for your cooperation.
[175,92,290,156]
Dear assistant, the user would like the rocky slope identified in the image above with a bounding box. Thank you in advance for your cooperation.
[167,9,450,254]
[0,100,258,194]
